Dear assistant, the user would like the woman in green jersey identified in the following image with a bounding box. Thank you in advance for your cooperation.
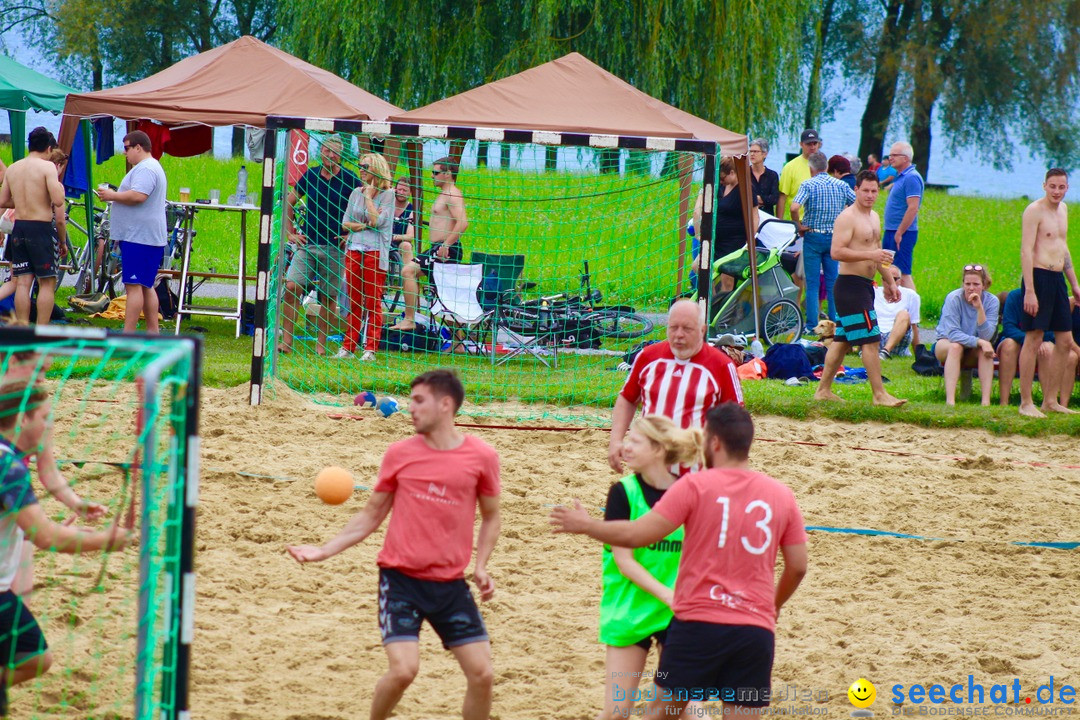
[599,415,702,720]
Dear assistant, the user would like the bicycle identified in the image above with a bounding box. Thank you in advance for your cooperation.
[498,260,655,346]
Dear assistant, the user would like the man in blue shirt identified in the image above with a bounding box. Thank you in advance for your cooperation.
[789,152,856,326]
[883,141,923,292]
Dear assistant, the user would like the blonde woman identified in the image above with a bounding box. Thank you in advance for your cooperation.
[598,415,703,720]
[337,153,395,361]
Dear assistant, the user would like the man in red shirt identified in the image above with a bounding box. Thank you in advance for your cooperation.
[287,370,501,720]
[609,299,743,472]
[553,403,807,715]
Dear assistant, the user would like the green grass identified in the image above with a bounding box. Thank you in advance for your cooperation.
[9,141,1072,434]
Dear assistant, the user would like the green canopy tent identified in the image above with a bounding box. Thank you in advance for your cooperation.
[0,55,95,240]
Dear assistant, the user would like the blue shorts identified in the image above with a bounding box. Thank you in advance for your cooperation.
[120,242,165,288]
[882,229,917,274]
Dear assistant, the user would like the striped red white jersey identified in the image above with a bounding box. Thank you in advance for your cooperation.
[620,341,744,431]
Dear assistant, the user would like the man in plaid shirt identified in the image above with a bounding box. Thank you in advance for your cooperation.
[790,152,856,327]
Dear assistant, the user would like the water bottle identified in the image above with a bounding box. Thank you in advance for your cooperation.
[750,338,765,358]
[236,165,248,205]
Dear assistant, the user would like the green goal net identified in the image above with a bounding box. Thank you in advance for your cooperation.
[253,126,714,420]
[0,327,199,720]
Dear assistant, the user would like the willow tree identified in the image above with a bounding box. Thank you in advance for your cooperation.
[279,0,811,135]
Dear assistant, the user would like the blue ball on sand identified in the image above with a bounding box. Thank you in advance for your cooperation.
[354,391,378,408]
[376,397,399,418]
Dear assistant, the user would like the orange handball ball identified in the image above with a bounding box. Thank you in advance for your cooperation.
[314,466,354,505]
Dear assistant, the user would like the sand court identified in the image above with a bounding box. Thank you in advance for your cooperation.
[188,385,1079,719]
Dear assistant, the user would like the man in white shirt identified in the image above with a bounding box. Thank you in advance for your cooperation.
[874,264,921,359]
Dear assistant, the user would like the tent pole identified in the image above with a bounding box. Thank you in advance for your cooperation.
[676,153,693,293]
[10,111,26,161]
[734,154,760,341]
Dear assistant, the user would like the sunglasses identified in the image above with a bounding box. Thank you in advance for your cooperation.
[964,264,984,272]
[358,163,370,171]
[123,145,133,151]
[432,168,445,176]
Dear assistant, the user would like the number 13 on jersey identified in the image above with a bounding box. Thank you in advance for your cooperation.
[716,496,773,555]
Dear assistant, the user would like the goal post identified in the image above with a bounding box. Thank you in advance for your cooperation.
[250,116,721,419]
[0,326,200,720]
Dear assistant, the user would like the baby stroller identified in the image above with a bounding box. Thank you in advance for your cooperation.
[686,216,804,345]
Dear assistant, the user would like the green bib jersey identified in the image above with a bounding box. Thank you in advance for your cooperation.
[599,474,683,647]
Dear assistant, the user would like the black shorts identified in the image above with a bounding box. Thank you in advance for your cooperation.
[1020,268,1071,333]
[833,274,880,346]
[656,619,774,707]
[378,567,488,649]
[0,590,48,668]
[10,221,57,279]
[633,626,668,652]
[415,243,463,275]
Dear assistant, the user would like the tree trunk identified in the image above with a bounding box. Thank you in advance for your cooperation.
[92,55,103,91]
[858,0,920,164]
[803,0,836,129]
[908,0,954,183]
[909,77,937,183]
[231,126,245,158]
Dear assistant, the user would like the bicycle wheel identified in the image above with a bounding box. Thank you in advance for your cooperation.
[586,309,655,340]
[97,247,123,299]
[759,298,804,345]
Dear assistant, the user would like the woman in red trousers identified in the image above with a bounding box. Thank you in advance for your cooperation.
[335,153,395,361]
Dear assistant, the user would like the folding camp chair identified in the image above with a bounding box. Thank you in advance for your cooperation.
[429,263,495,360]
[471,251,556,368]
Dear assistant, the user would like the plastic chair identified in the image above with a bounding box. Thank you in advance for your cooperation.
[470,252,556,368]
[429,263,495,359]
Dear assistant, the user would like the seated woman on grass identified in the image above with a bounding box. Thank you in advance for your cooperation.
[934,264,999,406]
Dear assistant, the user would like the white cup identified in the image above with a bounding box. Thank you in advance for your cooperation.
[209,189,220,205]
[882,249,896,267]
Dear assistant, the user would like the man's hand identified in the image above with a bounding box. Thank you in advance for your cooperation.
[104,525,134,552]
[1023,290,1038,317]
[79,500,107,522]
[607,440,624,472]
[796,222,809,236]
[875,249,895,264]
[894,230,903,246]
[95,188,117,202]
[286,545,328,563]
[1072,286,1080,307]
[287,231,307,246]
[884,284,901,303]
[436,243,450,260]
[473,567,495,602]
[658,587,675,608]
[549,500,593,534]
[977,338,995,358]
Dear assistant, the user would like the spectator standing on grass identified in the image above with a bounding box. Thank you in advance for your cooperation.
[96,131,167,334]
[777,129,822,221]
[883,141,923,292]
[875,264,921,359]
[0,127,65,327]
[866,154,881,173]
[829,155,856,189]
[749,139,780,216]
[1017,168,1080,417]
[608,300,743,474]
[789,152,856,327]
[337,153,395,362]
[934,264,999,407]
[996,287,1077,408]
[876,157,897,188]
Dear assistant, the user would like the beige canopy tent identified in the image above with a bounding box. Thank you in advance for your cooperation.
[390,52,756,312]
[57,35,402,152]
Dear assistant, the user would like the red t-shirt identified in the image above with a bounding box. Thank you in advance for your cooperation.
[651,468,807,632]
[373,435,500,581]
[620,342,743,430]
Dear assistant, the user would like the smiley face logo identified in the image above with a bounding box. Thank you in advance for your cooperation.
[848,678,876,708]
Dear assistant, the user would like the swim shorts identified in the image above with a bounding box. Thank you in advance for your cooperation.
[377,567,488,649]
[10,221,56,279]
[833,274,880,346]
[1020,267,1071,333]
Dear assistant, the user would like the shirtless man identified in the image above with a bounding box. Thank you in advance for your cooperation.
[1017,169,1080,418]
[814,170,906,407]
[391,157,468,331]
[0,127,66,325]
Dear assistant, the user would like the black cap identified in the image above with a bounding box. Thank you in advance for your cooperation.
[800,129,821,144]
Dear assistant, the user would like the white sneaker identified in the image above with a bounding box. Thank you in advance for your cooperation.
[331,348,354,360]
[360,350,376,362]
